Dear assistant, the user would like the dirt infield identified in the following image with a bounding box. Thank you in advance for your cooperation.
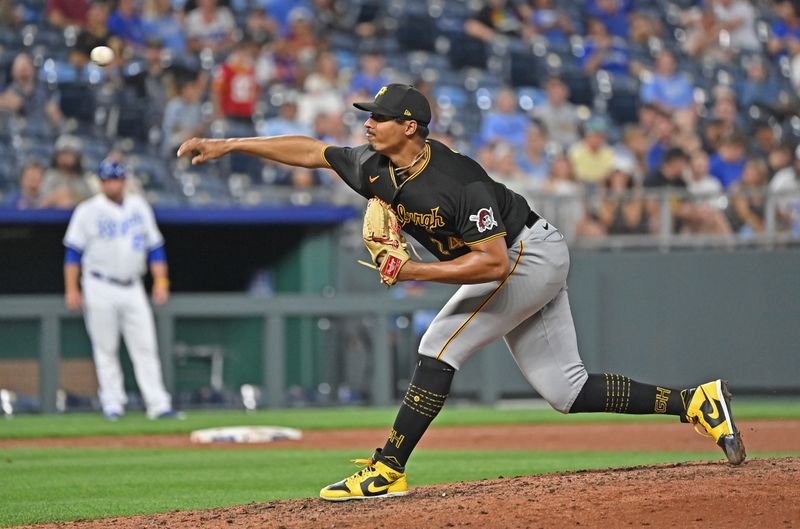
[3,419,798,452]
[9,421,800,529]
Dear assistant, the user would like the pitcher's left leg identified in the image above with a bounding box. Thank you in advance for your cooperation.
[507,288,745,464]
[504,287,588,413]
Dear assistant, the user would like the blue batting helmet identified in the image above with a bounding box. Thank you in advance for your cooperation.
[98,160,126,180]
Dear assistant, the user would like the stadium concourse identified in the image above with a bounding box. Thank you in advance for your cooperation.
[0,0,798,243]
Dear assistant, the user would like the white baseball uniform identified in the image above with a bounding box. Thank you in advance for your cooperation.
[64,193,172,418]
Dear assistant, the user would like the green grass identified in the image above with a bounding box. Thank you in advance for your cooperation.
[4,447,797,528]
[1,401,798,527]
[1,398,799,439]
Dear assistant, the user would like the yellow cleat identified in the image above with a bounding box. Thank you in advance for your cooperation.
[683,379,746,465]
[320,449,408,501]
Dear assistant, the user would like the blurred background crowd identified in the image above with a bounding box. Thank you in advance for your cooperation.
[1,0,800,244]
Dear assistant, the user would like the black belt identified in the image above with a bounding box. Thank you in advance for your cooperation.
[525,210,541,228]
[90,271,134,287]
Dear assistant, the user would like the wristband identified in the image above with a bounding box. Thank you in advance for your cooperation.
[154,277,170,288]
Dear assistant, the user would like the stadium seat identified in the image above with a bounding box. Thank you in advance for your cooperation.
[517,86,547,111]
[395,12,438,52]
[113,90,151,141]
[14,136,54,168]
[128,154,172,189]
[447,32,488,70]
[19,24,64,49]
[560,67,594,107]
[434,84,470,110]
[510,50,545,87]
[329,31,359,53]
[59,82,97,124]
[41,58,80,84]
[407,51,450,77]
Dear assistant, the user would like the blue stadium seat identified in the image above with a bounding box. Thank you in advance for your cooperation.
[59,82,97,123]
[79,137,112,168]
[558,66,594,107]
[332,49,358,72]
[0,49,20,86]
[20,24,64,49]
[510,50,545,87]
[434,84,470,110]
[440,1,471,19]
[517,86,547,111]
[129,154,172,189]
[605,91,640,125]
[329,31,359,53]
[395,12,438,52]
[446,32,488,70]
[0,160,15,190]
[407,51,450,76]
[15,137,54,168]
[41,58,80,84]
[595,72,640,125]
[0,143,15,178]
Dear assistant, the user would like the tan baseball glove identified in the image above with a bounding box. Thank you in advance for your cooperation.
[358,198,410,286]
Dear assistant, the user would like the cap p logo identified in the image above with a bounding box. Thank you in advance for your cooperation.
[375,86,388,100]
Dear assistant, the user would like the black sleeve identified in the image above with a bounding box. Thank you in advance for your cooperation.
[456,182,509,246]
[322,144,375,198]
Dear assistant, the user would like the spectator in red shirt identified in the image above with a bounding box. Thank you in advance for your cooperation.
[212,39,261,125]
[46,0,89,28]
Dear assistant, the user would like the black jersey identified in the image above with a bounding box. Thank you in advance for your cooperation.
[323,139,532,261]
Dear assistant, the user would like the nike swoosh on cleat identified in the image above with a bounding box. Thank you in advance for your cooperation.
[702,387,720,419]
[360,477,391,495]
[367,482,390,494]
[700,389,725,428]
[369,175,380,183]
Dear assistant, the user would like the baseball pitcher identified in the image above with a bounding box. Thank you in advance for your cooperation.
[177,83,745,501]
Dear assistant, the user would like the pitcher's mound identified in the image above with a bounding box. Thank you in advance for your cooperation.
[20,457,799,529]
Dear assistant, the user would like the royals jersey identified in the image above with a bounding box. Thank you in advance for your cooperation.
[324,139,532,261]
[63,194,164,280]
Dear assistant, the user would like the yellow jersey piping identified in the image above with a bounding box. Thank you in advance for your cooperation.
[465,232,507,246]
[321,146,332,168]
[390,143,431,189]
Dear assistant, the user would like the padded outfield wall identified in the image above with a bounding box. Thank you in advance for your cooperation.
[0,210,798,410]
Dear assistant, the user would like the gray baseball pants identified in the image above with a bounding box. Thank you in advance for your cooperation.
[418,219,588,413]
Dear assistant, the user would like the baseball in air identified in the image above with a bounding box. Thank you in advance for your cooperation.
[90,46,115,66]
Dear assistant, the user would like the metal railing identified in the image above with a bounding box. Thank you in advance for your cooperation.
[0,293,451,414]
[519,185,800,251]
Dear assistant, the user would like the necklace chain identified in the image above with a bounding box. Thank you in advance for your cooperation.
[393,145,427,177]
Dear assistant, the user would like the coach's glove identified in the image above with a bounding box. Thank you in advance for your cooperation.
[358,198,410,287]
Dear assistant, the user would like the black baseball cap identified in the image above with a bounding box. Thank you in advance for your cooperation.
[353,84,431,126]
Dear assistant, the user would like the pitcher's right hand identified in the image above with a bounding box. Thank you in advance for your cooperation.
[177,138,228,165]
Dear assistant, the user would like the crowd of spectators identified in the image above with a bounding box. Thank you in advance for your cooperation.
[0,0,799,242]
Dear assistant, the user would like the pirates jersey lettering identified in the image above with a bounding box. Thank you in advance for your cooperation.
[395,204,446,232]
[324,139,531,261]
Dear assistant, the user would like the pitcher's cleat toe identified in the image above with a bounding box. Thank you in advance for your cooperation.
[683,379,746,465]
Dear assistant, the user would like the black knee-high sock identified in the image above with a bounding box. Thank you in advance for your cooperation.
[569,373,686,417]
[381,355,455,468]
